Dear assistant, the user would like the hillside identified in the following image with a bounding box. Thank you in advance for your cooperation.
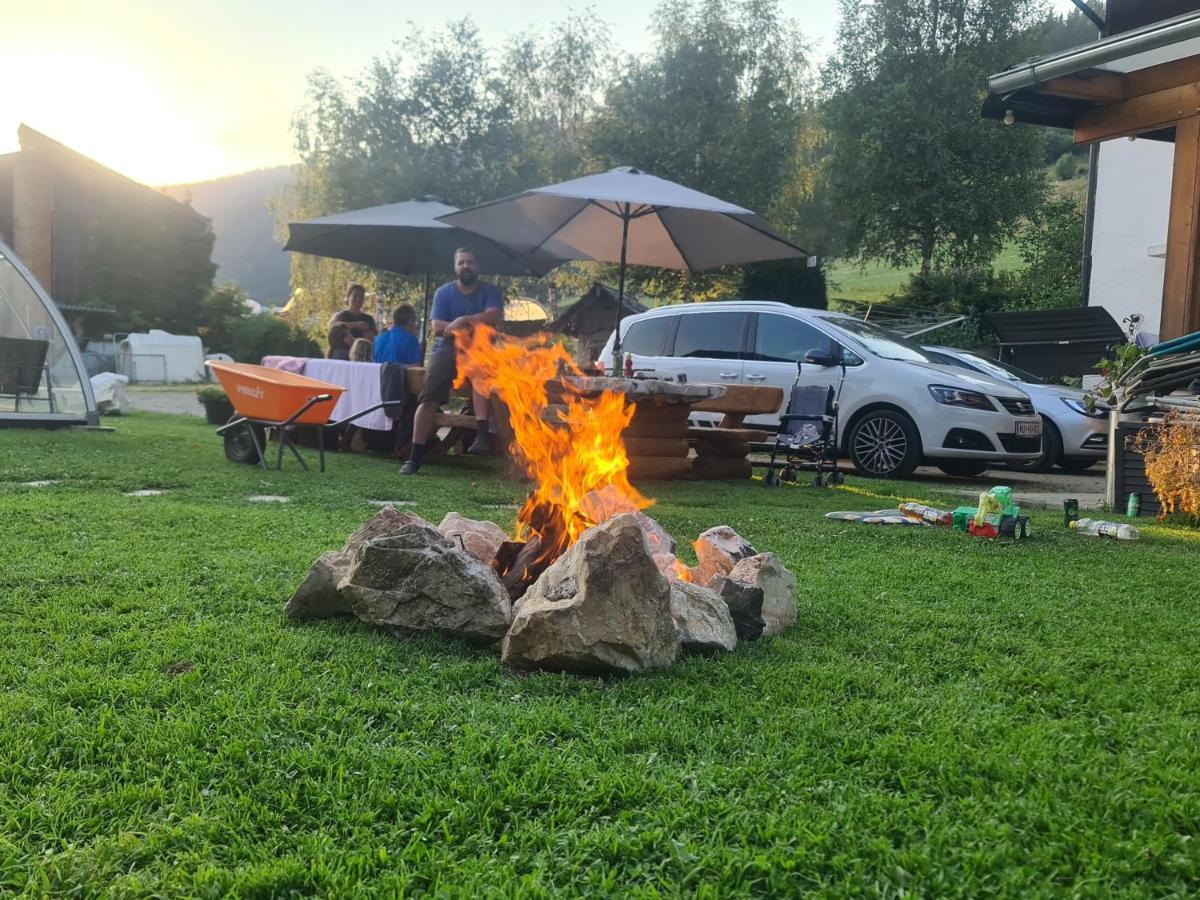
[161,166,295,303]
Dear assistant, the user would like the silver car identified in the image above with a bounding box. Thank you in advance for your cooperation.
[922,346,1107,472]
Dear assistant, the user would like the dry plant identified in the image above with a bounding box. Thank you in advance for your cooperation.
[1133,412,1200,520]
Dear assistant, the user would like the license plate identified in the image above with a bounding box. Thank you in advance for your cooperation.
[1016,421,1041,437]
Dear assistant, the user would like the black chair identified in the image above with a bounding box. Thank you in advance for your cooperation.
[761,352,845,488]
[0,336,51,411]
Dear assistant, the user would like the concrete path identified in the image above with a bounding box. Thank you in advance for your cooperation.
[126,387,203,417]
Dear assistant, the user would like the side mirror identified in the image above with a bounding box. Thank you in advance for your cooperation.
[803,347,837,367]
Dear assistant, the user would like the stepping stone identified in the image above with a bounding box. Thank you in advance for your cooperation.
[22,480,58,487]
[368,500,417,507]
[124,489,166,497]
[247,495,290,503]
[483,503,519,510]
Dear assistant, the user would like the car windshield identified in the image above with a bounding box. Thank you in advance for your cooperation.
[939,351,1045,385]
[816,315,933,363]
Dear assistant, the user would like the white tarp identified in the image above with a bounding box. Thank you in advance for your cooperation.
[118,330,206,383]
[90,372,129,415]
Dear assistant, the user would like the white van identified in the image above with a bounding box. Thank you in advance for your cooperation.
[598,301,1042,478]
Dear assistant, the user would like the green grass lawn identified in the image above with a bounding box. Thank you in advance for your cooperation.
[828,243,1025,304]
[3,413,1200,896]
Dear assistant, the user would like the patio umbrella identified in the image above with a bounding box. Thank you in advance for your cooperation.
[284,198,558,354]
[438,167,808,368]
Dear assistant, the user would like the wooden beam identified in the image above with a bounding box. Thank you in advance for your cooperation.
[1160,116,1200,341]
[1121,57,1200,101]
[1074,82,1200,144]
[1040,72,1127,103]
[1043,59,1200,106]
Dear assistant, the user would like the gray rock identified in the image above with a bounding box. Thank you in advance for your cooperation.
[670,581,736,653]
[340,523,512,643]
[284,550,352,619]
[502,514,680,674]
[343,507,433,556]
[706,575,765,642]
[438,512,509,565]
[728,553,797,637]
[694,525,758,584]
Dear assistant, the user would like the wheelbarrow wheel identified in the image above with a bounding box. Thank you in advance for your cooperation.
[224,422,265,465]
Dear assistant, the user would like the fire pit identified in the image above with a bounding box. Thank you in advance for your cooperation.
[283,326,797,675]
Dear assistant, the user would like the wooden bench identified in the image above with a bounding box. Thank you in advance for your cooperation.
[686,385,783,479]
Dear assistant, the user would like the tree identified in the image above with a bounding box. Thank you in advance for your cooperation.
[821,0,1047,275]
[1010,195,1085,310]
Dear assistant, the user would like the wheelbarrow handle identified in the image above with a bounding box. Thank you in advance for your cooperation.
[327,399,406,428]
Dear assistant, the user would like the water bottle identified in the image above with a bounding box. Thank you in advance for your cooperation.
[1069,517,1141,541]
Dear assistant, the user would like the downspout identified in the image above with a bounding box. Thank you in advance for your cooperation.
[1081,142,1100,309]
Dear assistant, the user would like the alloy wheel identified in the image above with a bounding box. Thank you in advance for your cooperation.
[853,416,908,475]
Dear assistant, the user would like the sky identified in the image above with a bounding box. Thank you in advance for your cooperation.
[0,0,1083,187]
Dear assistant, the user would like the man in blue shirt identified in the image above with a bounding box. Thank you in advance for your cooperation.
[401,248,503,475]
[373,305,424,365]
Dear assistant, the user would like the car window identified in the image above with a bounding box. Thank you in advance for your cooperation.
[817,315,932,362]
[672,312,746,359]
[622,316,674,357]
[752,313,835,363]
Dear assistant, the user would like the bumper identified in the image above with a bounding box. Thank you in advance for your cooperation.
[916,401,1042,462]
[1056,413,1108,459]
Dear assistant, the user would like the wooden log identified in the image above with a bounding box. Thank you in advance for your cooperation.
[623,437,690,458]
[621,418,691,439]
[692,456,754,480]
[629,401,692,424]
[690,385,783,416]
[626,456,695,480]
[693,440,752,459]
[687,426,769,444]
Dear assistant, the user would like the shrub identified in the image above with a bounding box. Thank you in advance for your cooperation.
[1054,152,1077,181]
[225,315,321,364]
[1134,412,1200,522]
[196,385,228,404]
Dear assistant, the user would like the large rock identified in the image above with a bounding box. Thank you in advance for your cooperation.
[706,575,765,642]
[727,553,797,637]
[340,523,512,643]
[438,512,508,565]
[693,526,758,584]
[284,550,352,619]
[670,581,736,653]
[502,514,680,674]
[344,507,433,556]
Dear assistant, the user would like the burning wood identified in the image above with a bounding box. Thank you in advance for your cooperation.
[455,324,652,595]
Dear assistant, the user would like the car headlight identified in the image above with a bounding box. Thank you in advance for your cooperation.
[928,385,995,411]
[1060,397,1109,419]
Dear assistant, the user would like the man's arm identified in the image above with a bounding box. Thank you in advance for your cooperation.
[448,287,503,333]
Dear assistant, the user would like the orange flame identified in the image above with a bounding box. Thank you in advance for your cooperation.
[453,324,651,565]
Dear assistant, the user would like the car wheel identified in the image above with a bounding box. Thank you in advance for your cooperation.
[1006,416,1059,473]
[936,461,990,477]
[848,409,921,478]
[1058,457,1099,473]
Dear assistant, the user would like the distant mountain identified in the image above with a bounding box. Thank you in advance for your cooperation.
[161,166,295,303]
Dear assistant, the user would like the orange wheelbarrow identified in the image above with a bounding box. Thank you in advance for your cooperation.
[206,361,403,471]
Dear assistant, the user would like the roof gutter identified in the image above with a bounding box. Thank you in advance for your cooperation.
[988,12,1200,95]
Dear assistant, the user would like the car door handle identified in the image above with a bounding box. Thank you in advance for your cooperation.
[719,372,739,379]
[746,374,766,381]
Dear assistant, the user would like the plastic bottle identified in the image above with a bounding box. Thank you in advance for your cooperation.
[623,352,634,378]
[1070,518,1141,541]
[898,502,953,527]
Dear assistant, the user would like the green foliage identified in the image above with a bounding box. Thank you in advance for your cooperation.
[821,0,1047,274]
[195,385,229,404]
[1009,196,1085,310]
[1089,342,1147,407]
[3,414,1200,894]
[1054,151,1078,181]
[196,282,254,353]
[223,315,321,364]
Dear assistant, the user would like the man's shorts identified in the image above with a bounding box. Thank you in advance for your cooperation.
[419,346,458,405]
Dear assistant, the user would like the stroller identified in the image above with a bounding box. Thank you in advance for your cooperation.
[762,350,847,488]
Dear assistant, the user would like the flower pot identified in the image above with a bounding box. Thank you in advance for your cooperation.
[203,398,235,425]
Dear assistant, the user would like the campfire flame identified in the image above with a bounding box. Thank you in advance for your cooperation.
[453,324,651,590]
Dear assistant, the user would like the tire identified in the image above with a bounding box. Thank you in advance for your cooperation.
[1058,457,1099,473]
[847,409,921,479]
[224,423,265,465]
[936,461,990,477]
[1006,416,1059,473]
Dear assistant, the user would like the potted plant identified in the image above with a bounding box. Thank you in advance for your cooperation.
[197,385,235,425]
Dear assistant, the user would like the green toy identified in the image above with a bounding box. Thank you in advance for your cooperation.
[952,486,1029,540]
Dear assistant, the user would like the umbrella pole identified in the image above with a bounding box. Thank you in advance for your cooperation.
[612,205,630,374]
[420,271,431,358]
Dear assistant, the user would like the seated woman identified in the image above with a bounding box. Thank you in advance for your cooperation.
[349,338,373,362]
[327,323,353,360]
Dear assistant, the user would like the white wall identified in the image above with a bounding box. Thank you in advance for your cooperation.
[1088,137,1174,342]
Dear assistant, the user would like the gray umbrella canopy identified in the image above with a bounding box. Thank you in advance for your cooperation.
[285,198,560,354]
[284,198,558,277]
[438,168,807,364]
